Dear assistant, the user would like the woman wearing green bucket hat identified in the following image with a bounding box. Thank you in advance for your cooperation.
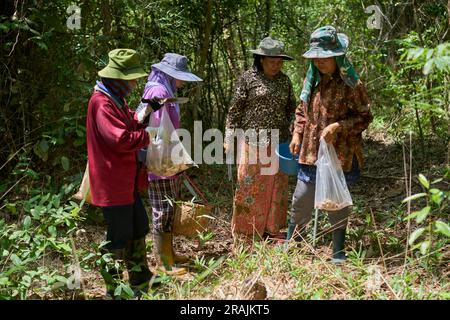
[225,36,297,241]
[86,48,163,298]
[286,26,373,263]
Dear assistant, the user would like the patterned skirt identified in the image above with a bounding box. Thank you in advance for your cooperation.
[231,143,289,237]
[148,178,181,233]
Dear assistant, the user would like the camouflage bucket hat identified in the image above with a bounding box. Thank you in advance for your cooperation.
[303,26,349,59]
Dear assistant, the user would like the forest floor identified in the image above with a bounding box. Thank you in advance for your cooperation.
[61,132,450,300]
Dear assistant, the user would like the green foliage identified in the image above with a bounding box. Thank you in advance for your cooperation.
[0,186,86,299]
[0,0,449,300]
[197,230,215,248]
[403,173,449,258]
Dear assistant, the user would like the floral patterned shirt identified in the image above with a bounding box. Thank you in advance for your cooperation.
[293,73,373,172]
[225,67,297,146]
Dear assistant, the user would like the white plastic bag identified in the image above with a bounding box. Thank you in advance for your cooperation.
[314,138,353,211]
[146,106,195,176]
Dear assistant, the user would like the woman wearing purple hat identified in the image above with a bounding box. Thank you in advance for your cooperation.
[137,53,202,275]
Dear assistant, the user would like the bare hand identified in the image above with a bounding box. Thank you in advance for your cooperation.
[321,122,340,143]
[289,134,301,156]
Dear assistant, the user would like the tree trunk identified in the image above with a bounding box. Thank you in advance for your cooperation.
[101,0,112,36]
[237,19,248,71]
[448,0,450,27]
[217,2,239,80]
[264,0,271,36]
[193,0,213,122]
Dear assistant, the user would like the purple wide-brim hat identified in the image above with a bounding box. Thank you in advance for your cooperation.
[152,53,203,82]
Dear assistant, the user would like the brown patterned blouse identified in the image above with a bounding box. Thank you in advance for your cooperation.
[225,67,297,145]
[293,73,373,172]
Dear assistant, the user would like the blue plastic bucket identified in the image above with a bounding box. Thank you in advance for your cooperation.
[276,143,299,176]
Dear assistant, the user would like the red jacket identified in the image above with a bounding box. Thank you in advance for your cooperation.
[86,91,149,207]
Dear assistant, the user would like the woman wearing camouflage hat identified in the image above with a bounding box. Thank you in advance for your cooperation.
[286,26,373,263]
[86,48,162,298]
[225,37,297,240]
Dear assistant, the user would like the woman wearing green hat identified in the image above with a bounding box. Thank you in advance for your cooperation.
[86,48,162,298]
[225,37,297,240]
[286,26,373,263]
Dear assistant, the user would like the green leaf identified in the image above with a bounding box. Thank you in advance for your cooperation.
[10,254,22,266]
[431,193,443,206]
[433,57,448,72]
[0,277,11,286]
[423,59,434,75]
[21,275,32,285]
[63,102,71,112]
[33,140,49,161]
[439,292,450,299]
[420,241,430,255]
[418,174,429,189]
[55,275,68,283]
[402,193,427,203]
[429,188,441,194]
[48,225,57,237]
[24,169,39,179]
[114,285,122,297]
[425,49,434,61]
[6,203,17,214]
[435,221,450,237]
[52,196,61,209]
[57,243,72,253]
[416,206,431,224]
[70,207,80,217]
[23,216,31,229]
[122,283,134,297]
[408,227,425,246]
[61,156,70,171]
[406,48,425,60]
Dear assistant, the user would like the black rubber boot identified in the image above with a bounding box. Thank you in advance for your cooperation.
[100,247,126,299]
[286,223,296,242]
[332,228,347,264]
[126,238,152,298]
[283,224,306,250]
[286,224,306,242]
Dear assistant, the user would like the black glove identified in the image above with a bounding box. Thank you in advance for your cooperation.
[141,98,163,112]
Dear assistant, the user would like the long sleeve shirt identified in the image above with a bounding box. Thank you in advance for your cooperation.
[87,91,149,206]
[294,73,373,172]
[225,68,297,146]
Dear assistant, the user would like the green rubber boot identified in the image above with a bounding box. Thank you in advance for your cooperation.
[153,231,187,276]
[332,228,347,264]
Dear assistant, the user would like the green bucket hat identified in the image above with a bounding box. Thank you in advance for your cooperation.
[250,37,294,60]
[303,26,349,59]
[98,48,148,80]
